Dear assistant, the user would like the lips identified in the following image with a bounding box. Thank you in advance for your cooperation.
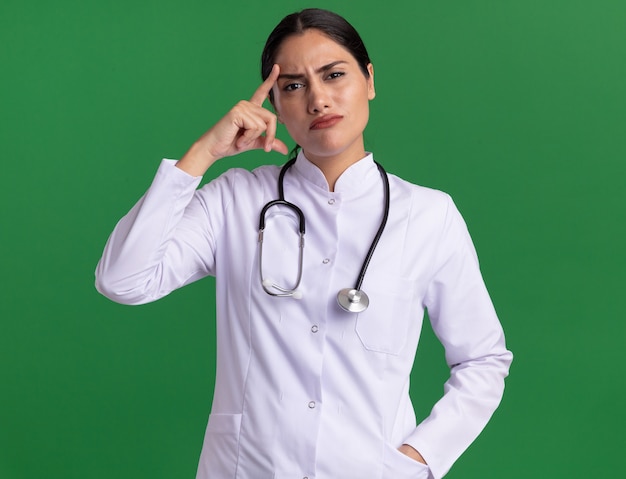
[310,115,343,130]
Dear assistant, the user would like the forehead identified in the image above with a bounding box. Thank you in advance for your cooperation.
[274,29,355,69]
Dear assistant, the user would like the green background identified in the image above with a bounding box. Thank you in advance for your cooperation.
[1,0,624,477]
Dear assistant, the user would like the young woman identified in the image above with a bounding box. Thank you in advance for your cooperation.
[96,8,512,479]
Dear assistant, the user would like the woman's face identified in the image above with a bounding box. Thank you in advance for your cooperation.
[271,29,375,166]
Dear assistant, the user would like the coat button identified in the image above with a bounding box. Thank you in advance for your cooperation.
[328,198,335,205]
[311,325,319,333]
[308,401,316,409]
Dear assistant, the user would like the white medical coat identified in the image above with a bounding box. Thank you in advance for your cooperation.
[96,152,512,479]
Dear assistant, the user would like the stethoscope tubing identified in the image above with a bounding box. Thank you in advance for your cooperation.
[258,157,390,310]
[258,199,305,297]
[352,161,390,292]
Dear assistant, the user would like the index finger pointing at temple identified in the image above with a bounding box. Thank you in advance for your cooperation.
[250,64,280,106]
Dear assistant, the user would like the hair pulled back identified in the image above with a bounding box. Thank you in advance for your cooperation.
[261,8,371,101]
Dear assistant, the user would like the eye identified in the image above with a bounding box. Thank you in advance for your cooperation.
[327,71,345,80]
[284,82,304,92]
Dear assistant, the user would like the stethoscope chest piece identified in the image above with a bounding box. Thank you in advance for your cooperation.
[337,288,369,313]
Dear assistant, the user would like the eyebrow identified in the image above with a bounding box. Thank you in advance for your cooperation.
[277,60,348,80]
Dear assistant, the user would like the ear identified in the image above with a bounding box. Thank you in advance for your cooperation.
[367,63,375,100]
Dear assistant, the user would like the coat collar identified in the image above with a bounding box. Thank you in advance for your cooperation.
[292,150,378,194]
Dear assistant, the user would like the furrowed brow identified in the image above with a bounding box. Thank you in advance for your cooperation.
[316,60,348,73]
[277,73,305,81]
[278,61,348,80]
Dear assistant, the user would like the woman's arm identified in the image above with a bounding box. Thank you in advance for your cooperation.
[95,160,213,304]
[404,196,513,479]
[95,66,287,304]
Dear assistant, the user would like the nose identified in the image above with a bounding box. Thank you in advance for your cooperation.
[307,79,331,114]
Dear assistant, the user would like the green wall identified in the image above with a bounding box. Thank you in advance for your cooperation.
[1,1,624,477]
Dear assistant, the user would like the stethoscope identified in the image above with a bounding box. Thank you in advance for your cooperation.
[258,157,390,313]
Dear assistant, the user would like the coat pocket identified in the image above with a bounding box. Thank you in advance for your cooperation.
[382,443,431,479]
[354,274,419,355]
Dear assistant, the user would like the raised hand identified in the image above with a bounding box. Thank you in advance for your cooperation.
[177,64,288,176]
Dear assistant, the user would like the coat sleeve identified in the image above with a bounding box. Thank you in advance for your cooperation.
[95,159,234,305]
[404,195,513,479]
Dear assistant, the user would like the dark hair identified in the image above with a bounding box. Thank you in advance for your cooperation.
[261,8,372,102]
